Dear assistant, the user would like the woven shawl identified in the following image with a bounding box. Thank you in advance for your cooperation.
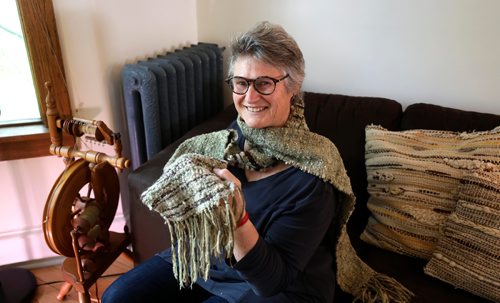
[141,99,413,302]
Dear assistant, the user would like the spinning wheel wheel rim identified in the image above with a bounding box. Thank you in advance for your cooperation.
[42,159,120,257]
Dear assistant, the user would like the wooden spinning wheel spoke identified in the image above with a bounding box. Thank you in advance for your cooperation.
[86,181,93,198]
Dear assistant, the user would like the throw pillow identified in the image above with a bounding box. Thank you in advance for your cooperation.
[424,167,500,302]
[361,125,500,259]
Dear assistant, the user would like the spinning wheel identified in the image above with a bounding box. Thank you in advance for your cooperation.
[43,158,119,257]
[42,82,131,303]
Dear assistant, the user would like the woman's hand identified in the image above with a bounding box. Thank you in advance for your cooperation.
[213,168,258,261]
[213,168,241,189]
[213,168,245,220]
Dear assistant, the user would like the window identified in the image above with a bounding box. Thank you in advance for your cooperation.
[0,0,40,126]
[0,0,72,161]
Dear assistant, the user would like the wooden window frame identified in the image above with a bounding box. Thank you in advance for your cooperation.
[0,0,72,161]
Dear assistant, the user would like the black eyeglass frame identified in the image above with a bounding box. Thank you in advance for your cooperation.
[225,74,289,95]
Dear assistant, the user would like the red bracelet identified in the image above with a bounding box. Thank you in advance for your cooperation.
[237,211,249,228]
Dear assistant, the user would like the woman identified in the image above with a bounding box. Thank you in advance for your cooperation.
[103,21,410,303]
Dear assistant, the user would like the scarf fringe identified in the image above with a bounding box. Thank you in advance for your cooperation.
[336,226,414,303]
[354,274,414,303]
[168,198,236,288]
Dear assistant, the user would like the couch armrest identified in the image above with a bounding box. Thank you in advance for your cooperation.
[127,105,238,263]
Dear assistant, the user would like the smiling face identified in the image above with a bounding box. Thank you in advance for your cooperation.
[232,56,295,128]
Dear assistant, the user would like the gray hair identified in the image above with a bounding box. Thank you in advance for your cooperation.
[227,21,305,96]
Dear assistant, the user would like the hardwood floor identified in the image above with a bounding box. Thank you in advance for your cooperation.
[29,253,133,303]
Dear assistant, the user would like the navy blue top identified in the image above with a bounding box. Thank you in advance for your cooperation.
[159,123,339,302]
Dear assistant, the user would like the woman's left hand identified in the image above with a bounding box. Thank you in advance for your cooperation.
[213,168,241,188]
[213,168,258,260]
[213,168,245,220]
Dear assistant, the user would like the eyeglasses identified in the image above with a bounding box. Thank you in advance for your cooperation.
[225,74,289,95]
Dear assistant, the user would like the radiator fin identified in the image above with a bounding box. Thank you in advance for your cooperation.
[122,43,225,169]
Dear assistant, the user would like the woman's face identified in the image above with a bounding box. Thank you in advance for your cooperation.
[232,56,294,128]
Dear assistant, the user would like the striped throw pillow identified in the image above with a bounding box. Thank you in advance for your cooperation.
[424,167,500,302]
[361,125,500,259]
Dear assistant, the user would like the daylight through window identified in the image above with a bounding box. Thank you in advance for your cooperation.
[0,0,41,126]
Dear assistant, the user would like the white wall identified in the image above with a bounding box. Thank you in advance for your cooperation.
[197,0,500,114]
[0,157,65,264]
[55,0,198,128]
[0,0,198,266]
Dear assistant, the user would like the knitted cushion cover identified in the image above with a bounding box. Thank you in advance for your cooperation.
[361,125,500,259]
[424,167,500,302]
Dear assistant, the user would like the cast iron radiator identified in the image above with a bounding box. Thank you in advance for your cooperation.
[122,43,225,169]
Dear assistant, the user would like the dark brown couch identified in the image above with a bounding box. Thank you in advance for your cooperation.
[127,91,500,302]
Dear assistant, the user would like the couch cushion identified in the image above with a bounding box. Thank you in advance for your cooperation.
[360,244,487,303]
[362,125,500,259]
[303,92,402,246]
[401,103,500,132]
[424,166,500,302]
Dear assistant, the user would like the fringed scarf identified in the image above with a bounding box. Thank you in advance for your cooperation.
[141,98,414,302]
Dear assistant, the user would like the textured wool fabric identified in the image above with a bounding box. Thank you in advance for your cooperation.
[142,99,413,302]
[141,154,237,287]
[362,125,500,259]
[424,166,500,302]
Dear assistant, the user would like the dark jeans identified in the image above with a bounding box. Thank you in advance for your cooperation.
[101,255,228,303]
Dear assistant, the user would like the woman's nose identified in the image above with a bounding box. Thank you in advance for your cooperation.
[245,83,260,101]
